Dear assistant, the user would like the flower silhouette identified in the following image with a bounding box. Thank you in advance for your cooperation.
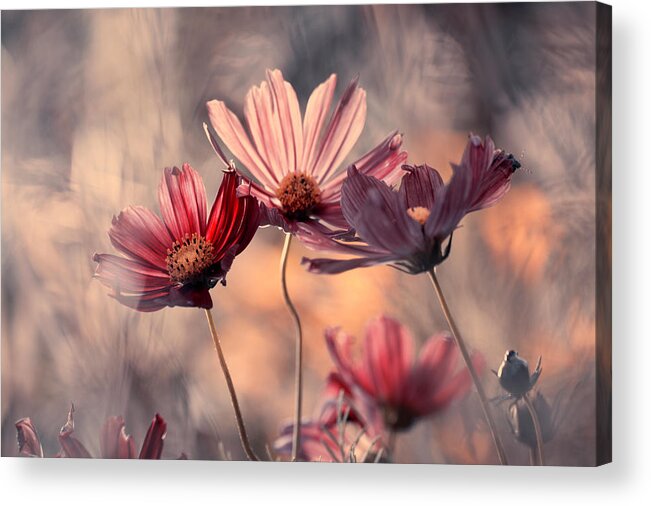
[93,164,260,311]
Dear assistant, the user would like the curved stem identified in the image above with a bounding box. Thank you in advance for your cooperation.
[523,393,545,465]
[280,233,303,461]
[204,308,260,461]
[427,269,509,465]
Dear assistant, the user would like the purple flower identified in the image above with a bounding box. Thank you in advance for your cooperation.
[301,134,520,274]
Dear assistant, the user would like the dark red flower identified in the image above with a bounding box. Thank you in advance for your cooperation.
[93,164,260,311]
[326,315,477,431]
[301,134,520,274]
[15,406,179,459]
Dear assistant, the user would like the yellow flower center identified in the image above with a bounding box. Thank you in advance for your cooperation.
[166,233,214,284]
[276,172,321,220]
[406,206,431,225]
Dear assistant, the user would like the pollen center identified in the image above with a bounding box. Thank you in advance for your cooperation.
[407,206,431,225]
[276,172,321,220]
[166,233,214,284]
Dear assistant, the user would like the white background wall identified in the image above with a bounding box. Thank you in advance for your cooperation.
[0,0,646,504]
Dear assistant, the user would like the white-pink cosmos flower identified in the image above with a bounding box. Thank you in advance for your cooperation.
[206,69,407,238]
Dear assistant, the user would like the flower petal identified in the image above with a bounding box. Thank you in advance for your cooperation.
[15,418,44,457]
[362,316,414,407]
[139,413,166,459]
[310,77,366,183]
[320,131,407,202]
[108,206,172,271]
[341,169,422,255]
[100,416,137,459]
[58,406,92,458]
[206,171,261,259]
[266,69,304,174]
[399,164,444,210]
[302,74,336,177]
[93,254,171,294]
[207,98,277,190]
[302,252,398,275]
[158,164,207,241]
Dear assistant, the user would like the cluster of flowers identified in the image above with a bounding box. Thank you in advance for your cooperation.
[16,69,547,464]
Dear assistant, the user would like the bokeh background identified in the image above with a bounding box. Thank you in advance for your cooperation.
[1,3,605,465]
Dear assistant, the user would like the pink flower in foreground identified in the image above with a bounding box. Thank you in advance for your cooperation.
[326,315,477,431]
[302,134,520,274]
[93,164,260,311]
[15,406,183,459]
[206,69,407,236]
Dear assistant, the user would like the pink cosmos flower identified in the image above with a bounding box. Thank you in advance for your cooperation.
[206,69,407,236]
[326,315,477,431]
[93,164,260,311]
[15,406,183,459]
[302,134,520,274]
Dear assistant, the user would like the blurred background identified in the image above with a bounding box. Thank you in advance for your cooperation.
[1,3,604,465]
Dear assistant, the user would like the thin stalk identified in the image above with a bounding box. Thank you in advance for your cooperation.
[204,308,260,461]
[523,393,545,465]
[427,269,509,465]
[280,233,303,461]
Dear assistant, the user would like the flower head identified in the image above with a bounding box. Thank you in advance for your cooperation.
[497,350,542,397]
[206,69,407,236]
[15,406,182,459]
[326,315,476,431]
[302,134,520,274]
[93,164,260,311]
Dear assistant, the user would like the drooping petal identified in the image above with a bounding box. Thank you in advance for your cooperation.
[58,406,92,458]
[100,416,137,459]
[93,253,172,294]
[399,164,445,210]
[15,418,44,457]
[206,99,277,190]
[108,205,172,271]
[310,78,367,183]
[302,253,398,275]
[302,74,337,177]
[139,413,166,459]
[157,164,207,241]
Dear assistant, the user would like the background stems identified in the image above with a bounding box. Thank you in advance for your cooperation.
[280,233,303,461]
[204,308,260,461]
[427,269,509,465]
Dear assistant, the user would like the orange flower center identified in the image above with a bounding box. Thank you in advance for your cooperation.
[406,206,431,225]
[166,233,214,284]
[276,172,321,220]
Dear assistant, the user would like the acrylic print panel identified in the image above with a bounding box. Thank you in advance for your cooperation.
[1,2,611,466]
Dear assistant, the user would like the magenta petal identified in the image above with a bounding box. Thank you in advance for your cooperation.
[93,253,171,294]
[15,418,44,457]
[139,413,167,459]
[108,206,172,270]
[100,416,137,459]
[158,164,207,241]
